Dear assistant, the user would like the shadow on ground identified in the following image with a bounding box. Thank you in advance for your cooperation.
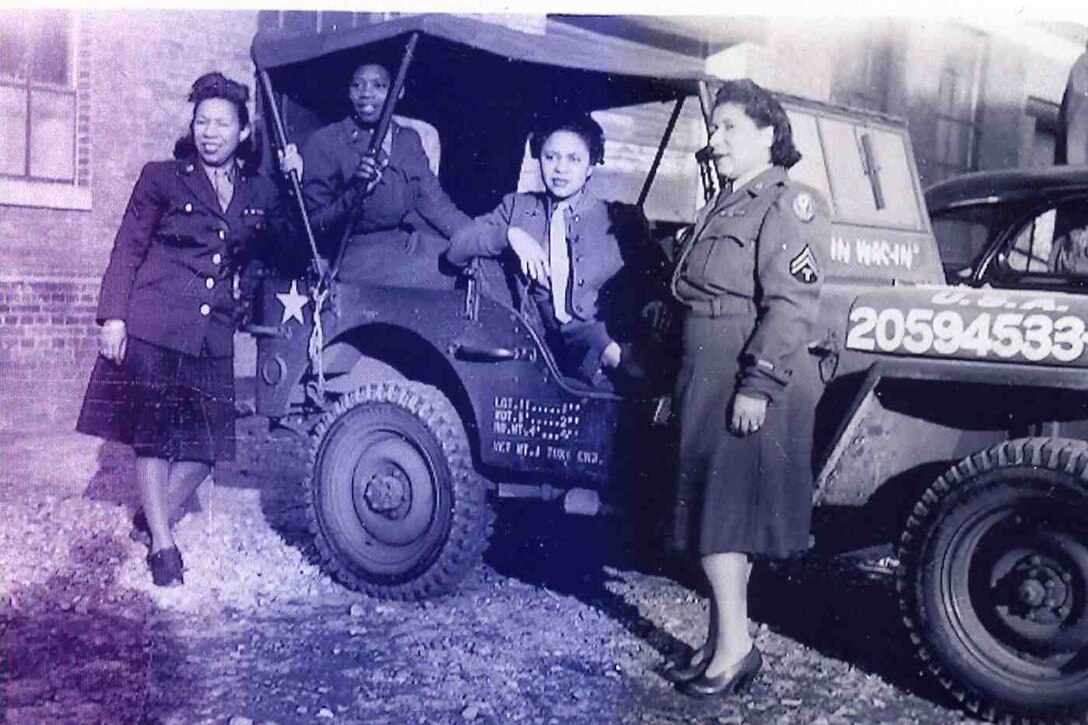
[0,533,188,724]
[487,499,954,713]
[484,500,692,663]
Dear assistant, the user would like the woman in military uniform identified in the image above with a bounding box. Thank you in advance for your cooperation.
[302,62,470,288]
[664,80,830,696]
[77,73,302,587]
[445,113,660,390]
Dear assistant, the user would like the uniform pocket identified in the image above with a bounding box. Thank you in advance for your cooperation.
[700,234,755,296]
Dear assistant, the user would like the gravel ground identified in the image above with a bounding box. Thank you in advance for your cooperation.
[0,417,988,725]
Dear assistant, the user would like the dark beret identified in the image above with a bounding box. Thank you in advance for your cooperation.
[188,72,249,106]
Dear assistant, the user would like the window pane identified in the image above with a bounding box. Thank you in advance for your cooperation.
[30,10,69,86]
[932,211,991,273]
[866,129,924,229]
[29,88,74,180]
[785,109,832,208]
[1005,209,1054,273]
[0,11,29,81]
[0,84,27,174]
[1050,205,1088,276]
[819,118,873,222]
[935,118,973,172]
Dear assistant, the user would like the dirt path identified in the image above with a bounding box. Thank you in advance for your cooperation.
[0,420,985,725]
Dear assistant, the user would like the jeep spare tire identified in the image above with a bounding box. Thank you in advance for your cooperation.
[898,438,1088,724]
[307,382,493,600]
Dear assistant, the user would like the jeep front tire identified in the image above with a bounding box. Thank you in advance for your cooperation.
[307,382,493,600]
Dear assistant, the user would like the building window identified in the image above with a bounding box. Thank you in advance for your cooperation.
[0,9,88,210]
[931,26,985,182]
[832,22,895,113]
[1024,96,1059,168]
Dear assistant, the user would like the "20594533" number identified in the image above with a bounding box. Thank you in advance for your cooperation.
[845,306,1087,363]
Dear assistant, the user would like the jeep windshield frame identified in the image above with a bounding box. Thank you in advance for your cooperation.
[251,14,706,223]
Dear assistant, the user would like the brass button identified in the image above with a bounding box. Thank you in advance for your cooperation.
[205,277,215,290]
[212,253,222,265]
[199,303,211,316]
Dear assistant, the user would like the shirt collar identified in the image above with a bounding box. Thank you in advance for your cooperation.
[201,160,238,184]
[549,186,594,216]
[343,116,397,153]
[730,163,775,193]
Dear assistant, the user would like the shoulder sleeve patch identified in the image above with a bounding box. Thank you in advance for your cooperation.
[789,244,819,284]
[792,191,816,223]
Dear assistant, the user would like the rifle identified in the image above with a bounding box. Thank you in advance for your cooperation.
[327,32,421,288]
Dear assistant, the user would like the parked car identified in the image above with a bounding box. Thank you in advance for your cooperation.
[928,164,1088,290]
[248,14,1088,724]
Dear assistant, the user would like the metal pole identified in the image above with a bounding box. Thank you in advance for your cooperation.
[257,68,323,278]
[636,96,685,210]
[696,80,718,203]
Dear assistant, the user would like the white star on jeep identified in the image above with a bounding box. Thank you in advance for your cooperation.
[276,280,308,325]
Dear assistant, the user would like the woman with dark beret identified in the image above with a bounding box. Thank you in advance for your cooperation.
[664,79,829,697]
[77,72,302,587]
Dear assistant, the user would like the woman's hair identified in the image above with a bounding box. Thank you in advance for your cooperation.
[713,79,802,169]
[173,72,261,168]
[529,112,606,166]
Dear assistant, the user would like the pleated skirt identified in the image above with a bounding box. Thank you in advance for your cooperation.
[76,336,235,462]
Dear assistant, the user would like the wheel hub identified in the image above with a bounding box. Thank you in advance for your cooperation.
[1010,556,1072,625]
[363,465,410,519]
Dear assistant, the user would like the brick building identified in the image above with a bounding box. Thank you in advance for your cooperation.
[0,9,258,431]
[1,9,1084,432]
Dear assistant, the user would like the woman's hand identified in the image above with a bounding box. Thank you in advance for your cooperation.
[278,143,304,179]
[100,319,128,364]
[508,227,550,283]
[730,392,767,435]
[642,299,671,335]
[599,341,622,369]
[352,153,387,194]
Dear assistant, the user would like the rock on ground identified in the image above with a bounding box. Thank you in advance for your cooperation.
[0,419,989,724]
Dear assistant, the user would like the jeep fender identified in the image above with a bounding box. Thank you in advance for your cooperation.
[815,357,1088,508]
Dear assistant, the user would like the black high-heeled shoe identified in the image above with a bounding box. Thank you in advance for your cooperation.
[661,650,711,685]
[147,547,184,587]
[681,645,762,698]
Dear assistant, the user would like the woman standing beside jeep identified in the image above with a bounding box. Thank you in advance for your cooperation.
[665,79,829,697]
[77,73,301,587]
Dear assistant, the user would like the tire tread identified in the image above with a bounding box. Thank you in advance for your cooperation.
[305,382,493,601]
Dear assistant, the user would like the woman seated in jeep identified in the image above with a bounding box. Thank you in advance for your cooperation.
[302,62,471,288]
[445,113,664,391]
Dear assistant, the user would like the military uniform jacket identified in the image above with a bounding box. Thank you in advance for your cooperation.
[302,118,470,257]
[447,189,657,351]
[95,157,289,358]
[671,166,829,401]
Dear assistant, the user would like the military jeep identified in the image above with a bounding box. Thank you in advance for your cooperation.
[248,14,1088,724]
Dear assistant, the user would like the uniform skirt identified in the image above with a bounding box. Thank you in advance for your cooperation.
[670,306,818,559]
[76,336,236,462]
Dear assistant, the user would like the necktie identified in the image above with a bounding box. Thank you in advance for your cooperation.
[548,203,572,324]
[211,167,233,212]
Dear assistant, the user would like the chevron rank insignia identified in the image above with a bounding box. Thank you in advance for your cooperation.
[789,244,819,284]
[792,191,815,222]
